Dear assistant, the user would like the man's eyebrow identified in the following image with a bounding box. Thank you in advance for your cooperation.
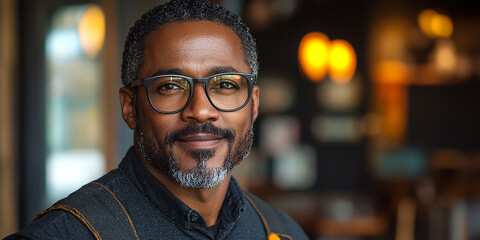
[151,68,182,77]
[150,66,241,78]
[209,66,240,75]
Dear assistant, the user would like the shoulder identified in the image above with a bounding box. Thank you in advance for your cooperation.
[4,170,125,240]
[244,192,309,240]
[4,210,93,240]
[279,211,310,240]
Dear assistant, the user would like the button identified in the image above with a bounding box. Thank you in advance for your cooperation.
[190,214,199,222]
[269,233,281,240]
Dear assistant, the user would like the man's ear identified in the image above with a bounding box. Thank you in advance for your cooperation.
[119,87,137,130]
[251,85,260,122]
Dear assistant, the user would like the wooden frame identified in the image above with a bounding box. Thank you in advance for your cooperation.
[0,0,19,235]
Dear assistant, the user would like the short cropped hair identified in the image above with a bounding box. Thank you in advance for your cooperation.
[121,0,258,86]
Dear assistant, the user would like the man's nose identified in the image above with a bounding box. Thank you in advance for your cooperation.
[180,83,219,122]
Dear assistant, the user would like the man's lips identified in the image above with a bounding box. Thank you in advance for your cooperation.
[177,134,224,148]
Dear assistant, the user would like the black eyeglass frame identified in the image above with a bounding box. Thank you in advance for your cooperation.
[127,72,257,114]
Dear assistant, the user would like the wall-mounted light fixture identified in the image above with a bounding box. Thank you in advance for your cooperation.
[298,32,330,82]
[329,39,357,84]
[418,9,453,38]
[298,32,357,84]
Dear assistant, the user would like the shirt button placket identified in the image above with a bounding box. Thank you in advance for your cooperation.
[191,213,199,223]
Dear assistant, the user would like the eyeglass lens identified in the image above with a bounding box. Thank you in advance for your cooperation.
[147,74,249,112]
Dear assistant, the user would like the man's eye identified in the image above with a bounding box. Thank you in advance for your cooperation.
[211,78,240,90]
[159,83,180,91]
[151,77,189,94]
[218,81,237,89]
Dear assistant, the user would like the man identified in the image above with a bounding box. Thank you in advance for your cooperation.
[6,0,308,239]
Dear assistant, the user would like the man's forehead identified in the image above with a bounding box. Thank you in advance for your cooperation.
[138,20,250,78]
[147,20,238,41]
[143,20,244,57]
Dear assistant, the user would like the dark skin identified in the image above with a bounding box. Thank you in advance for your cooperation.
[119,21,259,226]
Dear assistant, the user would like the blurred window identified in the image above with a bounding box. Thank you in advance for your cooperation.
[45,4,105,204]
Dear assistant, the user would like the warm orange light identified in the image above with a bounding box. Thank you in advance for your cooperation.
[431,39,457,78]
[418,9,437,38]
[372,60,411,84]
[329,39,356,84]
[298,32,330,82]
[430,14,453,38]
[78,5,105,57]
[269,233,281,240]
[418,9,453,38]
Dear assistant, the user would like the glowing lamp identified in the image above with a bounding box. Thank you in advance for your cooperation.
[431,13,453,38]
[418,9,437,38]
[298,32,330,82]
[418,9,453,38]
[328,39,356,84]
[78,5,105,57]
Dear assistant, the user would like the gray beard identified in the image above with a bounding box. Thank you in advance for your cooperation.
[136,122,253,189]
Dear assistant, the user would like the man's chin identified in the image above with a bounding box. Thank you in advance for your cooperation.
[165,151,233,189]
[169,166,229,189]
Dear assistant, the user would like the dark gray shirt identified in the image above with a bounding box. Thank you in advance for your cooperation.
[5,147,309,239]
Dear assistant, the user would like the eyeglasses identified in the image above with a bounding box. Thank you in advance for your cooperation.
[127,72,257,114]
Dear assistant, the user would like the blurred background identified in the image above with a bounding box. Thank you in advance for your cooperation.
[1,0,480,239]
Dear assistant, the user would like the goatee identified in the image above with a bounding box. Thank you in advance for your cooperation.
[136,121,253,189]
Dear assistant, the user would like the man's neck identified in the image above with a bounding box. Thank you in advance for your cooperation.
[138,154,230,226]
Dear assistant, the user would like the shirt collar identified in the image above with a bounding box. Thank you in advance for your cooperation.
[118,146,247,231]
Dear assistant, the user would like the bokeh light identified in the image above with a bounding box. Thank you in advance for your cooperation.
[78,5,105,57]
[329,39,357,84]
[418,9,437,38]
[298,32,330,82]
[430,39,458,78]
[372,60,411,84]
[431,13,453,38]
[418,9,453,38]
[317,76,362,111]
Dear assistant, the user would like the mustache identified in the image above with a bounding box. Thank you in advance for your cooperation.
[165,122,235,147]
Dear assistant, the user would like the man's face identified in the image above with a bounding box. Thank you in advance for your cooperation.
[123,21,259,188]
